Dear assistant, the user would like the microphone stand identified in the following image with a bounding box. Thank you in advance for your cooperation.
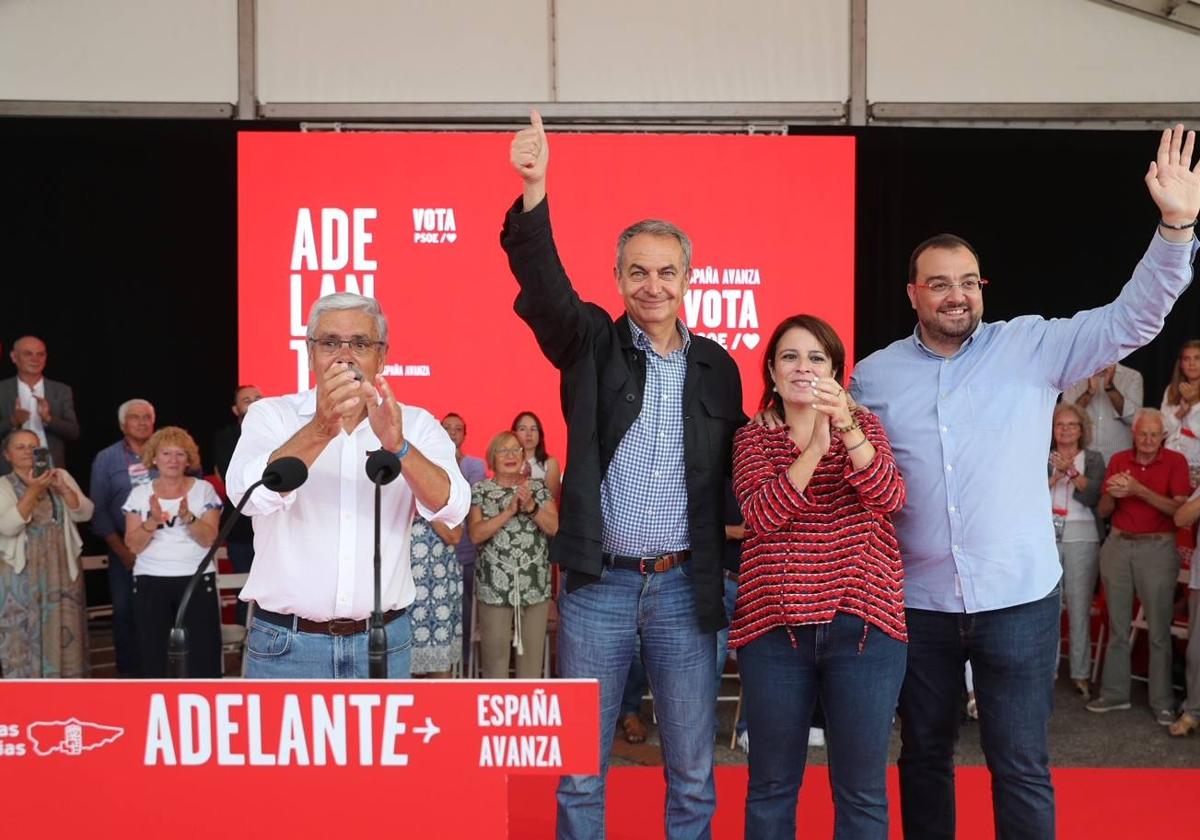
[365,449,402,680]
[166,479,266,678]
[368,470,388,679]
[166,457,307,679]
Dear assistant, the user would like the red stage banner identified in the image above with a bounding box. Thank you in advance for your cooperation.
[238,131,855,458]
[0,679,598,837]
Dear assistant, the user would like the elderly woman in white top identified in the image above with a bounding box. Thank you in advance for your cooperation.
[123,426,223,677]
[0,428,94,677]
[1047,402,1106,699]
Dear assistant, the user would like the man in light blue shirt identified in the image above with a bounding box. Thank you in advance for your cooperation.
[851,125,1199,839]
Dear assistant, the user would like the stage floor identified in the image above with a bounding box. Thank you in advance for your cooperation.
[509,765,1200,838]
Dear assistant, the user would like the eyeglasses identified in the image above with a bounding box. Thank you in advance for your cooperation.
[308,337,386,357]
[912,279,989,296]
[495,447,524,456]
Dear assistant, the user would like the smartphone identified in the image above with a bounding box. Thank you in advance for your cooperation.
[33,448,52,477]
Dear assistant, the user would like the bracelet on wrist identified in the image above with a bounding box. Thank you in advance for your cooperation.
[1160,218,1198,231]
[844,435,870,453]
[831,418,860,435]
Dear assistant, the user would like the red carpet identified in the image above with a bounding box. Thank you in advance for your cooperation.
[508,765,1200,838]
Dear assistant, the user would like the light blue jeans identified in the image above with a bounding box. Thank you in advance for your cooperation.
[555,563,717,840]
[243,612,413,679]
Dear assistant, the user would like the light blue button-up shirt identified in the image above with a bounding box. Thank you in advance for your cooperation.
[851,231,1199,613]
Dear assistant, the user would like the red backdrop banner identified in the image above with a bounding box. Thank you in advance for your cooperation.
[0,679,597,836]
[238,131,855,459]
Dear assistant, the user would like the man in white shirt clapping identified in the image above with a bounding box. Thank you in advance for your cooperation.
[227,293,470,679]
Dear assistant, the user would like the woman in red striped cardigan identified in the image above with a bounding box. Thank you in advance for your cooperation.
[731,314,907,840]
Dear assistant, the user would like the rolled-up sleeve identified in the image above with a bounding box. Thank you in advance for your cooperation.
[408,408,470,527]
[226,400,301,518]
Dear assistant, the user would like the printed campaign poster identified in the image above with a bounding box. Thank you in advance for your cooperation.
[238,131,855,457]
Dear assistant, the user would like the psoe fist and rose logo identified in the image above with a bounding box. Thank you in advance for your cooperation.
[0,718,124,758]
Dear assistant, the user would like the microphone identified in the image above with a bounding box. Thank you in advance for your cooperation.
[366,448,402,679]
[262,456,308,492]
[167,457,308,678]
[366,448,402,486]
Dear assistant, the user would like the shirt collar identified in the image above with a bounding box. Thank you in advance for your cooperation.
[911,320,984,360]
[628,318,691,355]
[1130,447,1166,467]
[16,378,44,395]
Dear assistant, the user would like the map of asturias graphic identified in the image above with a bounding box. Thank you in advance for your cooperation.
[27,719,124,756]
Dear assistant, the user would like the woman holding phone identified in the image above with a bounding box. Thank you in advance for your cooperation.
[0,429,94,677]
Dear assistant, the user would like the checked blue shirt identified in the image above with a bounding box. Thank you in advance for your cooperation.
[600,319,691,557]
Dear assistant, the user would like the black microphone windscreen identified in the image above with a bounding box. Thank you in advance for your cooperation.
[262,457,308,492]
[365,448,402,485]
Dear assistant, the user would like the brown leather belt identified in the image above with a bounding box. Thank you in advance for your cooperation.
[254,606,406,636]
[603,551,690,575]
[1113,530,1175,541]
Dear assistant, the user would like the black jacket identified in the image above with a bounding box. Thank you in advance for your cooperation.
[500,196,744,632]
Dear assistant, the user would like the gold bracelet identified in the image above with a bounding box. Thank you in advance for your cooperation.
[831,418,860,435]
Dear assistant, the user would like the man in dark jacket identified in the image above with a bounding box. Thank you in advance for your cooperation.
[0,336,81,476]
[502,111,743,840]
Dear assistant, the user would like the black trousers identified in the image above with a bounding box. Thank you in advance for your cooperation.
[133,573,223,678]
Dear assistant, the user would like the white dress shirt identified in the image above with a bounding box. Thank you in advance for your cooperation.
[16,378,47,448]
[1061,363,1142,465]
[226,389,470,621]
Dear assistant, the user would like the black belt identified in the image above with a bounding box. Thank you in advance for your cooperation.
[254,605,406,636]
[603,551,690,574]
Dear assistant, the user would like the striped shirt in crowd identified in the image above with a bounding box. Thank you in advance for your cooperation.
[728,410,907,649]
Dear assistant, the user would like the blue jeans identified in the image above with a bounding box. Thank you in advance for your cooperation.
[243,612,413,679]
[714,573,748,738]
[739,615,907,840]
[107,553,140,677]
[556,563,717,840]
[898,588,1059,840]
[619,636,648,718]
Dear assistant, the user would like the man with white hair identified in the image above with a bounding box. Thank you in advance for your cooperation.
[0,335,81,476]
[89,398,157,677]
[1090,407,1190,722]
[227,293,469,679]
